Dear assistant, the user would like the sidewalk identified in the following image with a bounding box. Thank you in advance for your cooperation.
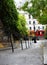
[0,40,44,65]
[43,47,47,64]
[43,40,47,64]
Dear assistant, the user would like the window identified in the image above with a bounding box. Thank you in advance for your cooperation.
[34,26,35,31]
[42,26,44,29]
[30,27,32,30]
[33,21,35,25]
[29,21,31,24]
[29,14,31,19]
[38,26,40,29]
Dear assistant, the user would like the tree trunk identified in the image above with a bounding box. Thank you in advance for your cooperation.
[10,34,14,52]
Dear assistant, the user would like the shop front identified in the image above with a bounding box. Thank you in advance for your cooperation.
[36,30,45,37]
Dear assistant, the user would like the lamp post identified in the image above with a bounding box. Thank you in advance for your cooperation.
[33,21,37,43]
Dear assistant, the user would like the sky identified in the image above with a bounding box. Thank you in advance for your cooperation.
[14,0,30,8]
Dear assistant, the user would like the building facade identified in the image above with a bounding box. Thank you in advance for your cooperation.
[18,10,46,37]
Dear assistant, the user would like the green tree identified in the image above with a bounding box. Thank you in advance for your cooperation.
[16,14,28,38]
[21,1,28,11]
[22,0,47,24]
[0,0,18,34]
[0,0,18,52]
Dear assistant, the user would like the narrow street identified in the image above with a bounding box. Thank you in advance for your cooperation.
[0,40,44,65]
[0,0,47,65]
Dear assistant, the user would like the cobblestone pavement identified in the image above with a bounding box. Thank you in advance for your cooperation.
[0,41,44,65]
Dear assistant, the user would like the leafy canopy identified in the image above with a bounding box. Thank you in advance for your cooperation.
[0,0,18,35]
[16,14,28,37]
[22,0,47,24]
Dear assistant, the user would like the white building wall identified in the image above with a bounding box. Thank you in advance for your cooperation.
[18,10,46,31]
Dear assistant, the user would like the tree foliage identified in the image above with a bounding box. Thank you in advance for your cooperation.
[22,0,47,24]
[21,1,28,11]
[0,0,18,36]
[16,14,28,37]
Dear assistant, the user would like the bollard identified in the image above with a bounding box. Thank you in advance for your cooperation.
[30,36,31,45]
[25,40,27,49]
[30,40,31,45]
[28,40,30,48]
[20,38,23,50]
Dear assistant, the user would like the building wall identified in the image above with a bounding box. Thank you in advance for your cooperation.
[18,10,46,36]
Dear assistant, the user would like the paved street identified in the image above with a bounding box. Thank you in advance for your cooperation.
[0,40,44,65]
